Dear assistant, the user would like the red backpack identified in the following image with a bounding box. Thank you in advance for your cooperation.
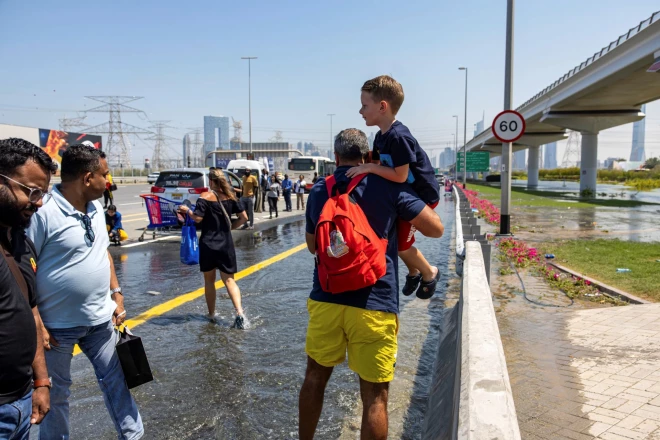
[315,175,388,294]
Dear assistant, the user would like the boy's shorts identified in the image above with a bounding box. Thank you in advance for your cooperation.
[305,299,398,383]
[398,201,439,251]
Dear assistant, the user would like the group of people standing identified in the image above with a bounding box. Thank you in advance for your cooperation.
[1,74,445,439]
[0,139,142,439]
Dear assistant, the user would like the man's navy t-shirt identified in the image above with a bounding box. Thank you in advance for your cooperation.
[372,121,440,205]
[305,167,426,314]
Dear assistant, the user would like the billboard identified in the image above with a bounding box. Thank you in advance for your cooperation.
[38,129,102,164]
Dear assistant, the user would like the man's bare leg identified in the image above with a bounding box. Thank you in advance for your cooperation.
[359,378,389,440]
[299,357,334,440]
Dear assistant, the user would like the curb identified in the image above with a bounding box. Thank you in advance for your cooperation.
[547,262,649,305]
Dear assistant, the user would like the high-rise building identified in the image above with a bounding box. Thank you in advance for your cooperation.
[474,112,485,138]
[182,134,191,166]
[543,142,558,169]
[513,150,526,170]
[203,116,230,155]
[297,141,303,153]
[439,147,454,169]
[368,132,376,148]
[630,104,646,162]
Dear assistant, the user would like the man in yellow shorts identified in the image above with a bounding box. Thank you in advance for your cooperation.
[299,128,444,439]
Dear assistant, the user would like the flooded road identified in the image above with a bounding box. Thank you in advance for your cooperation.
[32,194,457,439]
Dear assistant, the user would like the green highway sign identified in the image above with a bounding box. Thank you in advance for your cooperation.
[457,151,490,172]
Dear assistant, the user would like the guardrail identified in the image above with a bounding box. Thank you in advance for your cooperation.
[423,185,520,439]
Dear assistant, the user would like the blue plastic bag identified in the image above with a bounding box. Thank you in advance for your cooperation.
[180,216,199,265]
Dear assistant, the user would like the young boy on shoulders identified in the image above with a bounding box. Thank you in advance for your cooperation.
[347,75,441,298]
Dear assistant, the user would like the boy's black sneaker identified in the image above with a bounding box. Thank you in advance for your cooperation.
[402,274,422,296]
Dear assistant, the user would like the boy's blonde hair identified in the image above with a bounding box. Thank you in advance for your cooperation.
[361,75,405,115]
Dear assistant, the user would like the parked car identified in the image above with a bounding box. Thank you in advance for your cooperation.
[147,172,160,184]
[151,168,242,205]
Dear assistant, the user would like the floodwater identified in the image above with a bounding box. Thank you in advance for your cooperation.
[31,194,457,439]
[511,179,660,205]
[495,180,660,243]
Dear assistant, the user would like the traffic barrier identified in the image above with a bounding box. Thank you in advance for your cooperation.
[457,242,521,440]
[423,185,519,439]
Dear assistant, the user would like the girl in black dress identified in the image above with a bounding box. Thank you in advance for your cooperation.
[178,170,249,328]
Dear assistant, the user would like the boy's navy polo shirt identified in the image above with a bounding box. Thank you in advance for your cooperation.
[305,167,426,314]
[372,121,440,205]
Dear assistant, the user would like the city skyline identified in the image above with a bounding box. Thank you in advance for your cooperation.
[1,1,659,164]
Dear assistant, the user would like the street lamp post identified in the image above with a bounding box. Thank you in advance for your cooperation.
[327,114,335,154]
[452,115,459,180]
[459,67,468,188]
[241,56,258,154]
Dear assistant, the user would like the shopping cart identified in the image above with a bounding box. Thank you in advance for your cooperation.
[138,195,185,242]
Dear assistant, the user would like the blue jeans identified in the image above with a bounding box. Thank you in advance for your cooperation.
[39,320,143,440]
[0,389,32,440]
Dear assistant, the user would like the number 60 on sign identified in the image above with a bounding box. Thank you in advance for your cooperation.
[492,110,526,143]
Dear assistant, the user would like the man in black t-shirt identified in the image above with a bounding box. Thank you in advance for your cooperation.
[0,138,57,439]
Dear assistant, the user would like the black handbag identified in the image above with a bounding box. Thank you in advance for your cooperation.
[116,327,153,389]
[109,183,118,191]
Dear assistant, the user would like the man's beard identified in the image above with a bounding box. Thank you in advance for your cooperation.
[0,190,35,229]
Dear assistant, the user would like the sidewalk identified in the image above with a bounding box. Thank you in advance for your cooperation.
[495,275,660,439]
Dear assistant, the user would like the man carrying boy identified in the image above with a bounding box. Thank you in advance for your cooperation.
[299,129,444,439]
[348,75,441,298]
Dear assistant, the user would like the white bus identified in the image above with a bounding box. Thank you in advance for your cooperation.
[288,156,336,190]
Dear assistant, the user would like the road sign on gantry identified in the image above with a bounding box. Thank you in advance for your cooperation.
[492,110,526,143]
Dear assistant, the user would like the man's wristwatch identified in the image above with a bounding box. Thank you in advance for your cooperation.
[33,378,51,389]
[111,287,122,295]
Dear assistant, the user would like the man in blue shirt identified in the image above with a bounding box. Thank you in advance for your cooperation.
[281,174,293,212]
[26,145,143,440]
[299,129,444,439]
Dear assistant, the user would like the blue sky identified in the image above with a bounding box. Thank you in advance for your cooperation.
[1,0,658,164]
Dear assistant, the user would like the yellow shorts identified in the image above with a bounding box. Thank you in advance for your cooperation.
[305,298,398,383]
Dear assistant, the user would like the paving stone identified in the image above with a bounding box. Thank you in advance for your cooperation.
[583,422,612,437]
[557,428,597,440]
[601,398,628,410]
[615,414,645,430]
[598,432,639,440]
[605,425,648,439]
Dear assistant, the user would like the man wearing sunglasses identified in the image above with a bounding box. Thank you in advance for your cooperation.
[26,145,143,439]
[0,138,56,440]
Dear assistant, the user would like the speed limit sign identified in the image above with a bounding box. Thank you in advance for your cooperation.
[492,110,526,143]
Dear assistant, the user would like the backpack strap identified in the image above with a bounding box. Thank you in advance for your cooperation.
[346,175,366,195]
[325,175,336,198]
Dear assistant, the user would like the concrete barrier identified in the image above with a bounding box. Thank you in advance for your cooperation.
[423,185,519,439]
[457,241,521,440]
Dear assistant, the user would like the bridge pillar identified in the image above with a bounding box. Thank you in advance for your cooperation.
[580,132,598,194]
[527,146,540,188]
[482,171,489,181]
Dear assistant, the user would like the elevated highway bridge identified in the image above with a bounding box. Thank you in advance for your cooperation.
[465,11,660,192]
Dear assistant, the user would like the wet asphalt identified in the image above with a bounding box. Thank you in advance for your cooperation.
[30,191,458,439]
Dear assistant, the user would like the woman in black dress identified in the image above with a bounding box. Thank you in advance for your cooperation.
[178,170,249,328]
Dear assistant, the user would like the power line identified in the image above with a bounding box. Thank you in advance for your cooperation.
[83,96,151,169]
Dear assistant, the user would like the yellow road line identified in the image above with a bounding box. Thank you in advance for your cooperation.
[120,213,146,219]
[72,243,307,356]
[122,218,148,223]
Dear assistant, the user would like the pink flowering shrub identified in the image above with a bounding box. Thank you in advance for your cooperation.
[496,237,608,301]
[463,190,500,225]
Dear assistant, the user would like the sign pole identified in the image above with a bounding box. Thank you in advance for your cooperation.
[500,0,515,235]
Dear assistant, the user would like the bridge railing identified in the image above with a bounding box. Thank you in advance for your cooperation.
[518,10,660,110]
